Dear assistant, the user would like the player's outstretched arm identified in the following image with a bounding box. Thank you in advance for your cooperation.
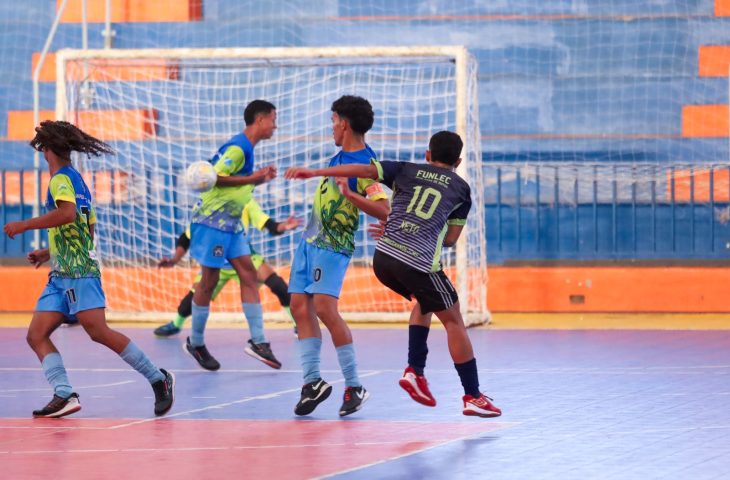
[336,177,390,221]
[3,200,76,239]
[285,164,378,180]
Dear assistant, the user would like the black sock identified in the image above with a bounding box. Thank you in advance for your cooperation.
[177,290,194,318]
[454,358,480,397]
[264,273,290,307]
[408,325,429,375]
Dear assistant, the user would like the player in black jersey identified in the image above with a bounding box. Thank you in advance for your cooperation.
[285,131,501,418]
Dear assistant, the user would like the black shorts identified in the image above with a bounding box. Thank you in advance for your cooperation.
[373,250,459,315]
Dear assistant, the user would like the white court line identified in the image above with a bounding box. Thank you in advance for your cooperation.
[108,370,384,430]
[0,380,134,393]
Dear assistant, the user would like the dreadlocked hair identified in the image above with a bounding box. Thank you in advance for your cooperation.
[30,120,115,159]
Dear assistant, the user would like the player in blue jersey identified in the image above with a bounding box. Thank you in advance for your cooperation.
[286,131,501,418]
[186,100,280,371]
[3,121,174,418]
[286,96,390,417]
[154,197,300,347]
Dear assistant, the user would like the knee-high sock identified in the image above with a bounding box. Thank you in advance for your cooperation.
[242,303,265,344]
[298,337,322,383]
[120,341,165,384]
[408,325,430,375]
[41,352,73,398]
[190,301,210,347]
[336,343,360,388]
[454,358,480,397]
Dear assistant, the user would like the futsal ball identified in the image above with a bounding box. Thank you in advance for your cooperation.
[185,161,217,192]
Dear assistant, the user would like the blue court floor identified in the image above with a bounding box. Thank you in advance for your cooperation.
[1,325,729,479]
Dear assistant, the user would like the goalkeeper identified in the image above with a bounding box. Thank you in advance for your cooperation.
[154,197,300,345]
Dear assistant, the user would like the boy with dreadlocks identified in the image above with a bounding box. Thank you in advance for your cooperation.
[3,120,175,418]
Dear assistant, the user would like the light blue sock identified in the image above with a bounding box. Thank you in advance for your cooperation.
[243,302,265,344]
[120,341,165,384]
[191,301,210,347]
[336,343,360,387]
[298,337,322,383]
[41,352,73,398]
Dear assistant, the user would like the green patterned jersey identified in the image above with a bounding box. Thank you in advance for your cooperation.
[303,145,387,256]
[191,133,255,233]
[45,166,100,278]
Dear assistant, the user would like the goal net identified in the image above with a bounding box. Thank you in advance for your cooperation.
[55,46,487,325]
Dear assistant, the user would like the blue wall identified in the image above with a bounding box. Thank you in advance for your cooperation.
[1,1,730,263]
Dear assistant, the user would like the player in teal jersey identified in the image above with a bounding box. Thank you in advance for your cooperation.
[186,100,279,371]
[154,197,300,348]
[3,121,174,418]
[287,96,390,417]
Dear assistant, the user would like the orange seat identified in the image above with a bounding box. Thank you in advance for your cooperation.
[58,0,202,23]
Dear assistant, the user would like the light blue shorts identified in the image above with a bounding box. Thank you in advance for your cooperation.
[288,241,351,298]
[35,276,106,316]
[189,223,251,269]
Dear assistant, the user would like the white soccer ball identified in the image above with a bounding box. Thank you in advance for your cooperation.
[185,161,217,192]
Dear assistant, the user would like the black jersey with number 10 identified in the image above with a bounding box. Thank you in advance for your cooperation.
[373,160,471,273]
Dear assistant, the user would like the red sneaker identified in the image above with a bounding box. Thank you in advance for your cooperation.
[462,393,501,418]
[398,367,436,407]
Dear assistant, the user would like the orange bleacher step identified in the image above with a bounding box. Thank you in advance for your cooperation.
[33,53,180,83]
[681,105,728,138]
[717,0,730,16]
[1,170,129,205]
[58,0,202,23]
[7,109,158,141]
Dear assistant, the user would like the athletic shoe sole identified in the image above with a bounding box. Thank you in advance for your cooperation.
[463,406,501,418]
[244,345,281,370]
[399,376,436,407]
[33,399,82,419]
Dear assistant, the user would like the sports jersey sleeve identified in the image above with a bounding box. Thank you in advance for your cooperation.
[356,177,387,201]
[447,188,472,226]
[88,205,96,225]
[242,199,271,231]
[213,145,245,176]
[49,174,76,206]
[373,160,405,190]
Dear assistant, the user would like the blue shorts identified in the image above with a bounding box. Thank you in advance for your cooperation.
[288,241,351,298]
[189,223,251,269]
[35,276,106,316]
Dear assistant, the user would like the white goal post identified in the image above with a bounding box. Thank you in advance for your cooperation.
[54,46,488,325]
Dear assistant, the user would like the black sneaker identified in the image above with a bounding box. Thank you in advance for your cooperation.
[154,321,181,337]
[244,339,282,369]
[294,378,332,416]
[339,386,369,417]
[152,369,175,416]
[32,392,81,418]
[184,337,220,371]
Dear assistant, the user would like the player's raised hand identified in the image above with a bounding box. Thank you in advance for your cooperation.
[284,167,316,179]
[27,249,50,268]
[3,220,27,239]
[367,219,387,241]
[279,215,301,232]
[157,257,178,268]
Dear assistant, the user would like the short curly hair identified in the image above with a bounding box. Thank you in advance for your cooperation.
[331,95,374,135]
